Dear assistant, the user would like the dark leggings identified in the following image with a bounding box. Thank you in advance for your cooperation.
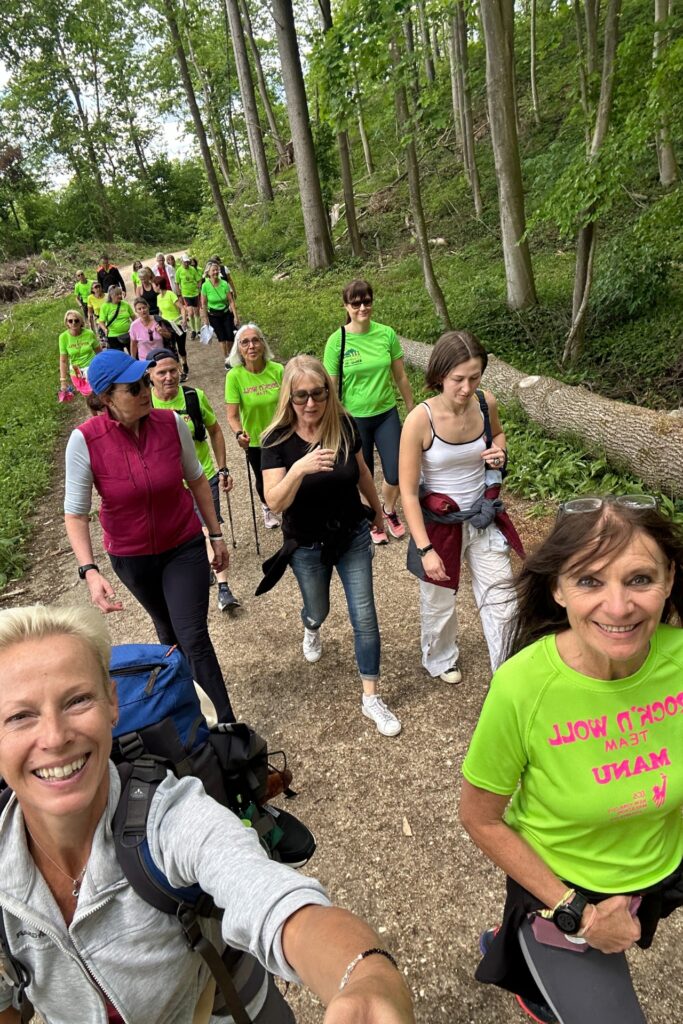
[176,330,187,361]
[246,445,266,505]
[354,406,401,485]
[110,534,235,722]
[517,918,646,1024]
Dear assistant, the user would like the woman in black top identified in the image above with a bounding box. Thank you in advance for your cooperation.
[260,355,401,737]
[135,266,160,315]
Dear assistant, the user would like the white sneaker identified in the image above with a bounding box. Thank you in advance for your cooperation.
[263,506,280,529]
[362,696,401,737]
[303,627,322,663]
[439,663,462,684]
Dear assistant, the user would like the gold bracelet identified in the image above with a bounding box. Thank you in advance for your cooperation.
[539,887,576,920]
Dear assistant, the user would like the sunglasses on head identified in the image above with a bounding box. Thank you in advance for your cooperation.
[291,386,328,405]
[560,495,657,515]
[122,374,151,396]
[348,296,372,310]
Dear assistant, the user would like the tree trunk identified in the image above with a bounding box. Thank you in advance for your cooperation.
[431,23,441,62]
[161,0,244,266]
[564,0,622,364]
[391,39,451,329]
[225,0,273,200]
[399,337,683,496]
[654,0,679,186]
[572,0,591,147]
[480,0,537,310]
[500,0,520,135]
[354,65,374,176]
[180,11,232,188]
[447,17,464,153]
[454,3,483,217]
[584,0,599,77]
[272,0,334,268]
[416,0,436,83]
[530,0,541,125]
[402,17,420,104]
[239,0,288,165]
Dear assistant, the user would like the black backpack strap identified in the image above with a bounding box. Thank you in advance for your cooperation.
[113,760,253,1024]
[181,385,207,443]
[0,792,36,1024]
[337,326,346,401]
[475,388,507,477]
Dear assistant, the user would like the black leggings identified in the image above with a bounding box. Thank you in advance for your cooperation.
[246,445,266,505]
[517,918,645,1024]
[110,534,235,722]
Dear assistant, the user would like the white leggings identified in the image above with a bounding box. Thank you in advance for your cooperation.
[419,521,516,676]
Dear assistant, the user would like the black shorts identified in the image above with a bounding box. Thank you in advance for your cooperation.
[194,472,224,526]
[183,295,199,308]
[208,309,235,343]
[106,333,130,352]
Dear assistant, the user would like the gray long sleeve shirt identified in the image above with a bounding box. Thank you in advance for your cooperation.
[0,764,330,1023]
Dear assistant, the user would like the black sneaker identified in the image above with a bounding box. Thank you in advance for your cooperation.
[217,583,240,612]
[515,995,558,1024]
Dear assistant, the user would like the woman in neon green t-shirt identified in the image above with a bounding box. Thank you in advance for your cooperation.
[460,495,683,1024]
[226,323,282,529]
[323,279,414,546]
[58,308,101,395]
[97,285,135,352]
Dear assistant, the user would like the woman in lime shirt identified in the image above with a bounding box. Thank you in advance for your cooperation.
[73,271,92,318]
[87,281,106,335]
[97,285,135,352]
[58,309,101,395]
[154,276,189,380]
[201,260,239,371]
[226,323,282,528]
[460,496,683,1024]
[323,279,414,545]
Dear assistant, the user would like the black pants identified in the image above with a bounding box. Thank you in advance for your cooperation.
[246,446,266,505]
[107,333,130,353]
[110,534,235,722]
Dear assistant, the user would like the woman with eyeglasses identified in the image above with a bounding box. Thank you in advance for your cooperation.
[58,309,102,397]
[259,355,401,737]
[129,297,175,361]
[459,494,683,1024]
[323,279,415,546]
[64,349,237,723]
[87,281,106,334]
[226,323,283,529]
[97,285,135,353]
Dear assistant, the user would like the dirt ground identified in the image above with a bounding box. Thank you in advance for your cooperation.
[2,256,681,1023]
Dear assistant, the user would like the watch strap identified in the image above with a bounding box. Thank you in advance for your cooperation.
[78,563,99,580]
[553,891,588,934]
[417,544,433,557]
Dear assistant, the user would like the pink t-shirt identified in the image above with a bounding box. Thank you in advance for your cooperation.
[130,318,166,359]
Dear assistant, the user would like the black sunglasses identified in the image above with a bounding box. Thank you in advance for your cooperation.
[291,386,328,405]
[123,374,151,396]
[348,297,372,310]
[66,318,81,325]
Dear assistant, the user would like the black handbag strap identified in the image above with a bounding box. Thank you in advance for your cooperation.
[104,301,122,330]
[337,325,346,400]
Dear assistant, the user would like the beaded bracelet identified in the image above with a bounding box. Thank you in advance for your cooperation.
[338,948,398,991]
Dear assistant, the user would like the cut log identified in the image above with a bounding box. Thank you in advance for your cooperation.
[400,336,683,496]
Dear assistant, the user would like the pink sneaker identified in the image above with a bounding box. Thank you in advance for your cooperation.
[370,525,389,545]
[382,505,406,539]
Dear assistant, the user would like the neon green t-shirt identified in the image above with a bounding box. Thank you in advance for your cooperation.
[201,278,231,312]
[74,280,92,303]
[88,294,105,318]
[58,328,100,373]
[151,386,217,479]
[176,265,202,298]
[99,301,134,337]
[323,321,403,417]
[462,625,683,892]
[225,361,283,446]
[157,290,182,322]
[132,271,141,289]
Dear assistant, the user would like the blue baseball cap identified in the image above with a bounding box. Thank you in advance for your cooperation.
[87,350,152,394]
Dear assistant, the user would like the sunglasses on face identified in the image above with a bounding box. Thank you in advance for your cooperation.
[66,319,81,325]
[93,286,102,291]
[348,297,372,310]
[122,374,151,396]
[291,386,329,405]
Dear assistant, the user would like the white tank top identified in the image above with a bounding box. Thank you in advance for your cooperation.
[420,401,486,510]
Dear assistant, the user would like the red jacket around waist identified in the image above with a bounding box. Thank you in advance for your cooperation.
[78,409,201,556]
[420,486,525,591]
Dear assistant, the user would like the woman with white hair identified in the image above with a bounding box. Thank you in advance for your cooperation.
[225,324,283,529]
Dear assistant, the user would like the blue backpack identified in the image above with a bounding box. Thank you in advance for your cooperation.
[0,643,315,1024]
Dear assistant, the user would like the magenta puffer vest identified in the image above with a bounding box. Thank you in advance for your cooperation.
[78,409,202,556]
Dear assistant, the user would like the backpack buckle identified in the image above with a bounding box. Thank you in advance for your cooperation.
[117,732,145,761]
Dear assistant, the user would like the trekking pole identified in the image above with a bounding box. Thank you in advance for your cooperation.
[244,452,261,556]
[224,487,237,548]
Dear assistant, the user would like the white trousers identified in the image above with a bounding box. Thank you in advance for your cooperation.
[419,521,516,676]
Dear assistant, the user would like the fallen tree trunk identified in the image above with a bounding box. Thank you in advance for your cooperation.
[400,336,683,496]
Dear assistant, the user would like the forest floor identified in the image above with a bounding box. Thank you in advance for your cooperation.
[2,256,681,1024]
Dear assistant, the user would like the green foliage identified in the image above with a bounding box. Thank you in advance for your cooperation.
[0,295,75,585]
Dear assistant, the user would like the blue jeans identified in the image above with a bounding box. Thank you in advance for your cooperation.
[354,406,402,485]
[289,520,380,679]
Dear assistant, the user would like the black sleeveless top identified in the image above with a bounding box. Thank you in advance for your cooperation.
[139,285,158,315]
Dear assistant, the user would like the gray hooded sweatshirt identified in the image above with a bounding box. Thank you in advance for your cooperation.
[0,764,330,1023]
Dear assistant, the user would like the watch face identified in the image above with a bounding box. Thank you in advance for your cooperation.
[555,908,580,934]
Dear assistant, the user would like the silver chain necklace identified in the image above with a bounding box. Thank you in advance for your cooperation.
[26,827,87,898]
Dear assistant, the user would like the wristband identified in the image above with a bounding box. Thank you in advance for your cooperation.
[234,430,243,439]
[339,948,398,991]
[218,468,230,477]
[208,534,223,541]
[539,887,576,920]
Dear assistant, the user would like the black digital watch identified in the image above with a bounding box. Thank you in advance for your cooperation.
[552,891,588,934]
